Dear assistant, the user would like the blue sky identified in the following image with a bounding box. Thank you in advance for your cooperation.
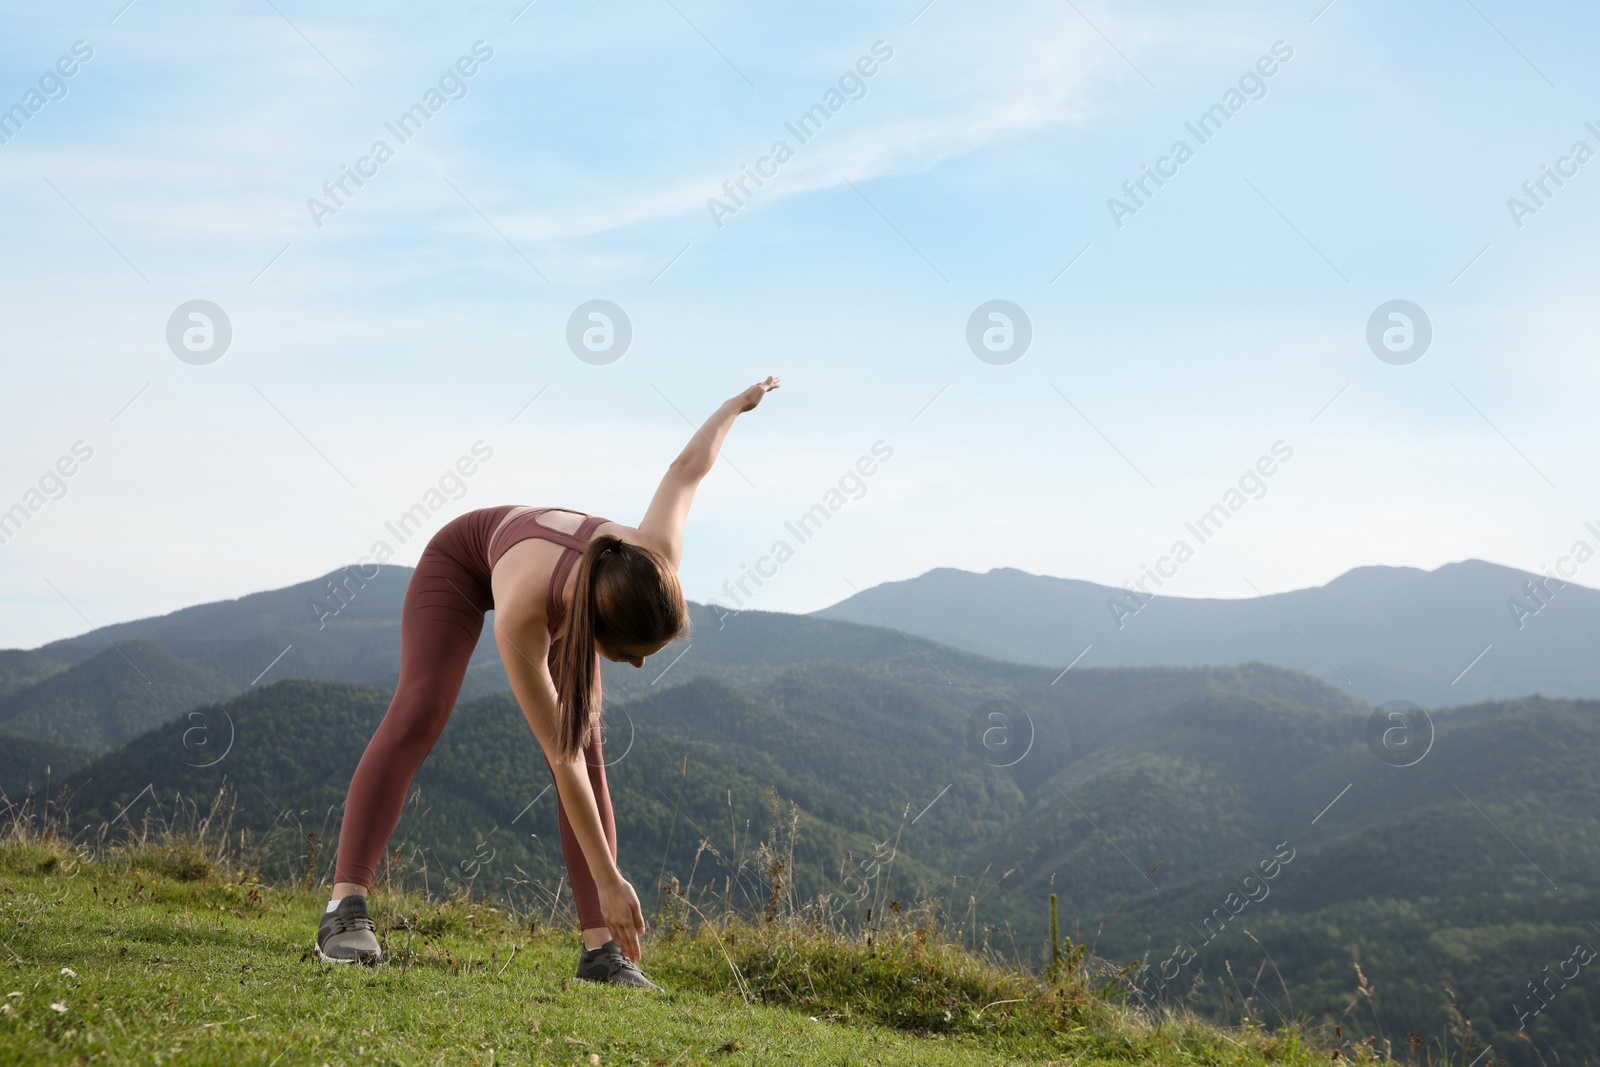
[1,0,1597,649]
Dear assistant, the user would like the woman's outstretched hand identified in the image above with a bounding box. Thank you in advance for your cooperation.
[599,875,647,961]
[734,376,780,413]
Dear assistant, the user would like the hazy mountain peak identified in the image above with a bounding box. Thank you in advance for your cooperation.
[814,557,1600,707]
[1322,563,1431,585]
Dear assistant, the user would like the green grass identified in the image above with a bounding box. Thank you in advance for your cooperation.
[0,830,1360,1066]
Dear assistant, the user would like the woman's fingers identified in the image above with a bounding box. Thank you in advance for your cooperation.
[613,920,641,960]
[740,378,779,412]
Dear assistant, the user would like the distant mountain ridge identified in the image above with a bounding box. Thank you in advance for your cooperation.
[812,558,1599,707]
[31,564,420,683]
[14,555,1589,714]
[0,639,237,749]
[4,555,1583,755]
[0,648,66,700]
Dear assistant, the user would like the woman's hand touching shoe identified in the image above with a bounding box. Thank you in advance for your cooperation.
[598,875,647,962]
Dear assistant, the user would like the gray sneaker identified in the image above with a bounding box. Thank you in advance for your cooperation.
[574,941,662,991]
[315,895,383,965]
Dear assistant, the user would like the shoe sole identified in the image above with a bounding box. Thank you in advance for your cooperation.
[314,939,383,966]
[573,973,661,992]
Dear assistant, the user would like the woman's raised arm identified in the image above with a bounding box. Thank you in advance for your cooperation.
[638,376,780,567]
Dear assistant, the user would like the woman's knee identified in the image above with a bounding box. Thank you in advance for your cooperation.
[381,691,454,749]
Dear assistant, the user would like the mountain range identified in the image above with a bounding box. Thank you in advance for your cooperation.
[813,559,1598,709]
[1,556,1596,1063]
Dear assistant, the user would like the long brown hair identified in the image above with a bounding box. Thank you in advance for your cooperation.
[553,533,688,762]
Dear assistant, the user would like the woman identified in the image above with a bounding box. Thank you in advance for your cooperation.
[316,376,780,988]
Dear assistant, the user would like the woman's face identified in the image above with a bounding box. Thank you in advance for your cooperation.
[598,638,671,668]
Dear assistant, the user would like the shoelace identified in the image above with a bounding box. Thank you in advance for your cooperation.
[327,911,377,936]
[594,948,646,979]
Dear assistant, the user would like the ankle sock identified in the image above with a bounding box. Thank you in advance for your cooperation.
[325,898,343,914]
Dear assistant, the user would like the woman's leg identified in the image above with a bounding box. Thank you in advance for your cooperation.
[333,546,490,893]
[545,721,617,949]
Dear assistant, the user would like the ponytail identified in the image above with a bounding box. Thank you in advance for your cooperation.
[552,533,688,762]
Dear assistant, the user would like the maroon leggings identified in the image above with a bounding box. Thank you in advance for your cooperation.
[334,506,617,930]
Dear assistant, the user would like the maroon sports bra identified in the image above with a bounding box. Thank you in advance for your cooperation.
[487,507,611,625]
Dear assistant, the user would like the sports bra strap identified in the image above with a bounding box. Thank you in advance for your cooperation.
[536,508,591,549]
[545,514,610,623]
[485,508,613,631]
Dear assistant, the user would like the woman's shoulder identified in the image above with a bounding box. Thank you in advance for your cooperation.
[608,523,673,560]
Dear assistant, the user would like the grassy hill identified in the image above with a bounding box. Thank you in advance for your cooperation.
[0,803,1364,1067]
